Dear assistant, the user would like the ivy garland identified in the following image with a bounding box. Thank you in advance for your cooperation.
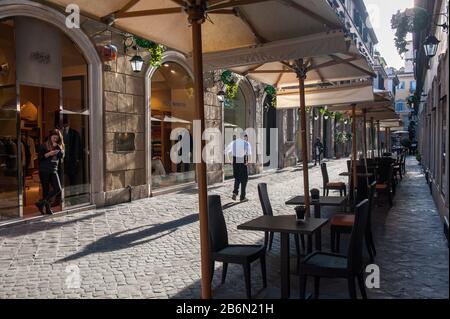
[221,70,239,100]
[391,8,429,55]
[133,36,163,67]
[264,85,277,107]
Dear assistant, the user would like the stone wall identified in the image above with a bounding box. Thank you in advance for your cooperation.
[81,19,148,205]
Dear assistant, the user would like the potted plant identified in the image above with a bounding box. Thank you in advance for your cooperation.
[335,131,348,159]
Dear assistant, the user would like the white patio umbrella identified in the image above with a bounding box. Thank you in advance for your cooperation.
[275,84,395,193]
[209,40,376,211]
[44,0,349,298]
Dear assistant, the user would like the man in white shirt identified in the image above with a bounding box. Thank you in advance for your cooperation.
[225,133,252,201]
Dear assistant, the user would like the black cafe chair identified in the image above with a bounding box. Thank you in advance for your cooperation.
[257,183,305,254]
[298,199,370,299]
[375,163,394,207]
[207,195,267,299]
[321,163,347,196]
[330,182,377,262]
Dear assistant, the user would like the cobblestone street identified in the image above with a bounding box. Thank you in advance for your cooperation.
[0,157,448,299]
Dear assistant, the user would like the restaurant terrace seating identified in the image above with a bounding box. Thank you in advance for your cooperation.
[321,163,347,197]
[257,183,305,254]
[207,195,267,299]
[330,182,377,262]
[298,200,370,299]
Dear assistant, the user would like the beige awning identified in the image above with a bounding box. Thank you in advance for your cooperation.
[276,80,374,109]
[229,43,374,87]
[46,0,343,55]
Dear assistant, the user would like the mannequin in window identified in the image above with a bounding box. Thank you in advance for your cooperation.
[62,115,81,187]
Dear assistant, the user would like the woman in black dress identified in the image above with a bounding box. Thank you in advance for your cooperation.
[35,129,65,215]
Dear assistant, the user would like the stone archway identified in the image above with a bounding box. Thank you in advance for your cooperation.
[0,0,104,205]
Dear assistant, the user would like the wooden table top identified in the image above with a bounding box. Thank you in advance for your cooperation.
[237,215,329,235]
[285,195,346,206]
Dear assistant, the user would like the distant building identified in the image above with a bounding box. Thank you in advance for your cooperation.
[393,41,416,130]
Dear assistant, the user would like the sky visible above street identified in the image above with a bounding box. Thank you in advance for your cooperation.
[363,0,414,69]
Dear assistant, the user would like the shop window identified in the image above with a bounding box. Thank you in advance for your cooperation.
[441,96,447,196]
[150,61,195,189]
[0,16,91,221]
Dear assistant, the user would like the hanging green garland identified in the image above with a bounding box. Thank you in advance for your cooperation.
[221,70,239,100]
[264,85,277,107]
[133,36,163,67]
[391,7,429,55]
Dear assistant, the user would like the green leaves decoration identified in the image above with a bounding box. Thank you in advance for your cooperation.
[221,70,239,100]
[264,85,277,107]
[391,8,429,55]
[133,36,163,67]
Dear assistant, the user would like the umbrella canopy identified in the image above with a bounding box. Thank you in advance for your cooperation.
[276,80,374,109]
[229,44,374,87]
[47,0,343,54]
[43,0,354,299]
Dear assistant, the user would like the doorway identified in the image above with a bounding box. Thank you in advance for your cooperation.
[19,85,62,217]
[263,96,277,169]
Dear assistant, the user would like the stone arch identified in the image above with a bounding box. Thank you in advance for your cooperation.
[0,0,104,205]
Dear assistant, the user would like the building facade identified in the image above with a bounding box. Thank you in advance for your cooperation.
[414,0,449,224]
[0,0,270,223]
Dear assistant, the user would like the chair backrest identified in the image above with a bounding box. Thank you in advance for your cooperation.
[321,163,329,185]
[207,195,229,253]
[356,175,368,203]
[377,161,391,184]
[367,182,376,228]
[257,183,273,217]
[347,199,370,272]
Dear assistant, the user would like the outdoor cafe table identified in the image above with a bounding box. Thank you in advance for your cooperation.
[237,215,328,299]
[285,195,346,251]
[338,172,374,177]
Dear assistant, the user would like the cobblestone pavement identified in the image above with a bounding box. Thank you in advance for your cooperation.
[0,157,447,299]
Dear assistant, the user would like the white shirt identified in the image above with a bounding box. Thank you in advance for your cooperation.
[225,138,252,158]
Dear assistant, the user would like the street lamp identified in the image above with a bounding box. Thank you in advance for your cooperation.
[423,35,440,58]
[130,54,144,72]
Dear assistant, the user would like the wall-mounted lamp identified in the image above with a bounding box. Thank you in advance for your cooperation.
[130,54,144,72]
[423,34,440,58]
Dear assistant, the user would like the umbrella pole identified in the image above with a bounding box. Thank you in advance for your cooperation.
[384,127,391,152]
[351,104,357,201]
[295,59,310,214]
[370,117,375,158]
[385,127,389,153]
[363,109,367,159]
[189,5,211,299]
[377,120,381,157]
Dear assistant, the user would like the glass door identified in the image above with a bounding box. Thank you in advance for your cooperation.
[0,85,20,221]
[61,76,90,208]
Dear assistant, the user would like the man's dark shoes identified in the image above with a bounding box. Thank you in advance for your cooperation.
[232,193,237,200]
[240,198,248,202]
[44,201,54,215]
[35,200,45,215]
